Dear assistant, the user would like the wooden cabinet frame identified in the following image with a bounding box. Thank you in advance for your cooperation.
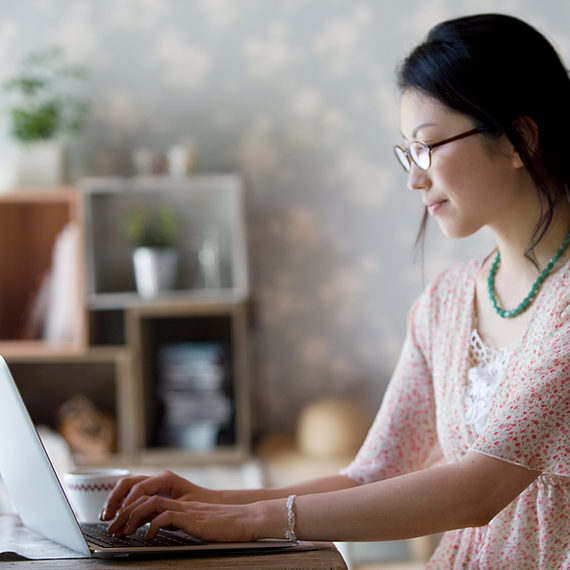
[0,178,252,465]
[125,300,251,464]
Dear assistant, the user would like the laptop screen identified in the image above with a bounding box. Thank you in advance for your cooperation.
[0,356,91,556]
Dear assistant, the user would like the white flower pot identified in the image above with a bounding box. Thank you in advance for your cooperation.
[132,247,178,298]
[16,139,64,186]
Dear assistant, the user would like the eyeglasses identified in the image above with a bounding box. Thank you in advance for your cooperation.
[394,127,484,172]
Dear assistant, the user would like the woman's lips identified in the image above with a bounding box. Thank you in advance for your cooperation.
[425,200,447,216]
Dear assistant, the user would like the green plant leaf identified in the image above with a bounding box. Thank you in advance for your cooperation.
[10,100,61,141]
[124,206,179,248]
[3,45,90,143]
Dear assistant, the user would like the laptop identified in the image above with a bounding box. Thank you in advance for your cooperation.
[0,356,299,558]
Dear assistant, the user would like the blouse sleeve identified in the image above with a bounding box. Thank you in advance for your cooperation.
[472,304,570,476]
[341,293,443,484]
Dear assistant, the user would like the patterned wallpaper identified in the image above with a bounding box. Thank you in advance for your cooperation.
[1,0,569,435]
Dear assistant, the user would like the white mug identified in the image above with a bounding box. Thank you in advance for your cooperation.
[64,468,130,523]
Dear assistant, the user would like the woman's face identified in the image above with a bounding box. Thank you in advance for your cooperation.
[399,89,529,239]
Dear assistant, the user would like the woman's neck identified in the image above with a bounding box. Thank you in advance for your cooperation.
[491,199,570,276]
[474,201,570,349]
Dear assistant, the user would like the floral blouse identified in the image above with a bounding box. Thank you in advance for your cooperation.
[341,256,570,569]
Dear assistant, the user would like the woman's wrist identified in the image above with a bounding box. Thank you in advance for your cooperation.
[243,498,294,541]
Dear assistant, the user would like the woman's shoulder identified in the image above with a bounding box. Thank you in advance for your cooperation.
[408,256,484,328]
[422,256,484,301]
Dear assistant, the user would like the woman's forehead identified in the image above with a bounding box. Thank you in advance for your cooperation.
[400,90,471,139]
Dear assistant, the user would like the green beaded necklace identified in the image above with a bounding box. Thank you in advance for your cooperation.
[488,227,570,318]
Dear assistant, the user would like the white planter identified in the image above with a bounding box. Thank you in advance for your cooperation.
[16,140,64,186]
[132,247,178,298]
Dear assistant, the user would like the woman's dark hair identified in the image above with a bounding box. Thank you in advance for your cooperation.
[397,13,570,260]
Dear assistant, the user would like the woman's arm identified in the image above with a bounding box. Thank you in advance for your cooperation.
[101,470,358,521]
[108,450,540,542]
[258,450,540,542]
[218,474,360,503]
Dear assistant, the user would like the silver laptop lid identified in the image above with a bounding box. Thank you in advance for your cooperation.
[0,356,90,556]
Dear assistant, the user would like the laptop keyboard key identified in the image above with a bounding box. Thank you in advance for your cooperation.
[82,523,204,549]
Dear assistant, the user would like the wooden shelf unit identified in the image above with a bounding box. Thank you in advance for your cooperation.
[0,177,252,465]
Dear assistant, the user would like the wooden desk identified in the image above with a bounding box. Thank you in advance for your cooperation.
[1,542,347,570]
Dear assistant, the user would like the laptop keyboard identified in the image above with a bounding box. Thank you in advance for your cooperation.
[82,523,205,549]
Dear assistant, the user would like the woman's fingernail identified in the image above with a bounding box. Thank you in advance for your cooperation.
[110,526,121,537]
[100,508,107,520]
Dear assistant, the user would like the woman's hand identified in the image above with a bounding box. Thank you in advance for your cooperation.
[100,470,219,522]
[107,496,268,543]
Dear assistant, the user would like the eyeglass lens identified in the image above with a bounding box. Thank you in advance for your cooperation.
[394,143,430,172]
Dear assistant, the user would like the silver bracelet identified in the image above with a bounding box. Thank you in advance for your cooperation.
[285,494,297,541]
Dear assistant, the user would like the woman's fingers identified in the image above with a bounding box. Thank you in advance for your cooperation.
[100,475,150,521]
[145,510,193,540]
[108,495,177,536]
[145,506,250,542]
[107,496,255,543]
[101,470,193,521]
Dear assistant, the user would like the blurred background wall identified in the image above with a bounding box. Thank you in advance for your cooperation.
[0,0,568,436]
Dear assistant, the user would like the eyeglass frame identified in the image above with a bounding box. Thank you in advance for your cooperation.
[394,127,485,172]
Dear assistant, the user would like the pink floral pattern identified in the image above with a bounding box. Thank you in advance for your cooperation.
[342,256,570,569]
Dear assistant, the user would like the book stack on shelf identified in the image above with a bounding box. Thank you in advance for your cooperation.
[157,342,233,451]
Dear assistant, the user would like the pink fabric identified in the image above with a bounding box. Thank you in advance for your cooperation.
[342,256,570,569]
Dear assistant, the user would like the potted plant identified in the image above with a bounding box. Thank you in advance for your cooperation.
[3,45,89,186]
[124,205,180,297]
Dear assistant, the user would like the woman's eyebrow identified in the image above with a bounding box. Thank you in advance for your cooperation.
[411,122,437,140]
[399,122,436,141]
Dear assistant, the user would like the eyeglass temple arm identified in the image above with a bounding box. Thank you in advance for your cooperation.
[429,127,483,150]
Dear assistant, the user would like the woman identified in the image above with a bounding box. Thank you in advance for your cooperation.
[101,14,570,568]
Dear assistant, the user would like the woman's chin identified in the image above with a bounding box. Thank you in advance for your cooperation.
[435,220,481,240]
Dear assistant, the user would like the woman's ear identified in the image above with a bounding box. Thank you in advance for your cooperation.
[512,116,539,166]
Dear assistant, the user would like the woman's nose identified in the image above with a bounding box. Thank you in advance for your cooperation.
[407,163,430,191]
